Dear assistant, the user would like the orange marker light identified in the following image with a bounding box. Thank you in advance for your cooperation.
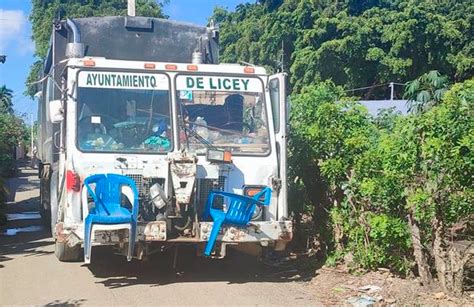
[245,188,262,197]
[165,64,178,70]
[244,66,255,73]
[187,64,198,71]
[144,63,156,69]
[206,149,232,164]
[83,60,96,67]
[223,151,232,163]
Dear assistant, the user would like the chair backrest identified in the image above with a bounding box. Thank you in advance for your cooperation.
[84,173,139,218]
[226,198,258,225]
[225,187,272,224]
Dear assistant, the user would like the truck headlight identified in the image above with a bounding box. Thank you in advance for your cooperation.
[206,149,232,164]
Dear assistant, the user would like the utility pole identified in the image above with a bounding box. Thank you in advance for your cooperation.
[30,114,34,155]
[389,82,394,101]
[281,40,285,72]
[128,0,136,17]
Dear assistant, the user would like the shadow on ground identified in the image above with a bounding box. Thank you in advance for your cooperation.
[1,160,321,291]
[85,245,320,289]
[0,192,52,268]
[4,161,39,203]
[44,299,88,306]
[0,228,53,267]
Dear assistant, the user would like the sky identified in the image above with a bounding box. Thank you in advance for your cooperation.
[0,0,246,121]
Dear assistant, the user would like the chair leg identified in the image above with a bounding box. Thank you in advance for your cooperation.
[127,222,136,262]
[204,218,224,256]
[84,219,92,264]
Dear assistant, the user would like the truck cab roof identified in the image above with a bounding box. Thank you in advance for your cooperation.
[44,16,219,74]
[67,57,268,76]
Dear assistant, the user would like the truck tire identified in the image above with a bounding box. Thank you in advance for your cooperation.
[39,177,51,225]
[55,241,81,262]
[50,170,59,240]
[39,163,52,225]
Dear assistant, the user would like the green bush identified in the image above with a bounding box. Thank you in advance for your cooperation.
[0,154,15,177]
[0,176,8,226]
[0,109,27,226]
[289,79,473,278]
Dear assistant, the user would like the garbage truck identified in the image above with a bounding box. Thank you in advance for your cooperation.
[36,16,290,262]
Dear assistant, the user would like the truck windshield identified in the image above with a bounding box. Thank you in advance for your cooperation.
[76,71,172,153]
[176,75,270,155]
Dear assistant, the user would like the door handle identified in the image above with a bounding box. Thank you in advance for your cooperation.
[53,131,60,149]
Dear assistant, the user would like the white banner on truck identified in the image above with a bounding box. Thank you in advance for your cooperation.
[78,71,169,90]
[176,75,262,92]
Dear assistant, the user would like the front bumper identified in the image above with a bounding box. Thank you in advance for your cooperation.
[199,221,293,243]
[57,220,292,248]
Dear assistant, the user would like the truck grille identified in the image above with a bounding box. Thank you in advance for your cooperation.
[197,176,226,213]
[125,173,144,196]
[124,173,225,213]
[124,173,165,198]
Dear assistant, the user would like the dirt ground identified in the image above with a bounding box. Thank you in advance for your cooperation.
[300,262,474,306]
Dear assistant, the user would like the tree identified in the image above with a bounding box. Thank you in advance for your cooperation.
[26,0,167,97]
[213,0,473,290]
[291,0,473,93]
[0,90,27,225]
[0,85,13,114]
[378,78,473,287]
[0,113,26,153]
[403,70,449,113]
[289,77,473,282]
[212,0,473,95]
[289,81,413,273]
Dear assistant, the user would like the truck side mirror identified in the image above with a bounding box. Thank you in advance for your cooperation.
[49,100,64,123]
[34,91,43,99]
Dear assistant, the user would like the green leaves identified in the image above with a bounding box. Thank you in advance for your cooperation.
[289,78,473,274]
[211,0,472,277]
[404,70,449,113]
[0,85,14,114]
[0,112,28,157]
[215,0,472,97]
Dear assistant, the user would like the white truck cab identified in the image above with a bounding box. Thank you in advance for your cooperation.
[37,17,290,262]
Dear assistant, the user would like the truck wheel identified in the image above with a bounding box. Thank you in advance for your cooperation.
[39,178,51,225]
[55,241,81,262]
[50,171,59,239]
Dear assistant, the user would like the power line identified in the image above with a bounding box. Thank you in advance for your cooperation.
[345,83,388,92]
[345,82,406,92]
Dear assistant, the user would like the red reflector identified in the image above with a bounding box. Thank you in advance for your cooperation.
[165,64,178,70]
[187,64,198,71]
[83,60,95,67]
[144,63,156,69]
[66,170,81,192]
[244,66,255,73]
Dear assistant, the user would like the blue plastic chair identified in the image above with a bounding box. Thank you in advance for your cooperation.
[83,174,139,264]
[203,187,271,256]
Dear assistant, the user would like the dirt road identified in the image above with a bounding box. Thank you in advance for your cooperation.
[0,163,317,306]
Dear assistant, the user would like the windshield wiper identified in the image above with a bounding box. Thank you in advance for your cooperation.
[183,125,218,151]
[178,98,219,151]
[188,119,256,139]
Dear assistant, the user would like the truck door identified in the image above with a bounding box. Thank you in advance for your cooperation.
[268,73,288,220]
